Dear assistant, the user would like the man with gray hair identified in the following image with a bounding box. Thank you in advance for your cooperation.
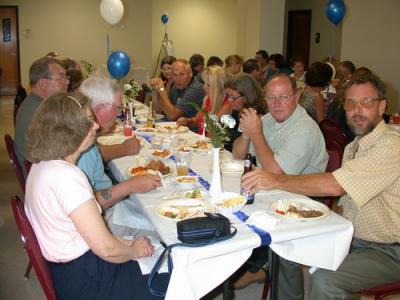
[151,59,205,130]
[78,76,161,236]
[15,57,69,176]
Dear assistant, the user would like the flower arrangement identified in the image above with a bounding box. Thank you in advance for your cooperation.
[197,105,236,148]
[121,79,142,103]
[80,60,94,78]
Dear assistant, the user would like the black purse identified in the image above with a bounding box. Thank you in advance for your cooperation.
[148,213,237,297]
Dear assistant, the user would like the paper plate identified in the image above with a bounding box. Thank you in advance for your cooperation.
[157,124,189,134]
[187,139,212,151]
[154,199,215,221]
[135,127,157,135]
[270,199,330,221]
[183,189,207,200]
[127,160,173,177]
[97,135,130,145]
[149,149,173,160]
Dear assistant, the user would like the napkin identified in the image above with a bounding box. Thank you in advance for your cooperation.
[124,236,169,275]
[245,211,280,231]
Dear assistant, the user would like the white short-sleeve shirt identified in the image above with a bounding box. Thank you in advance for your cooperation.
[25,160,101,262]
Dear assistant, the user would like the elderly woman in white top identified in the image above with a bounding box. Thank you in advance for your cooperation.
[25,92,167,300]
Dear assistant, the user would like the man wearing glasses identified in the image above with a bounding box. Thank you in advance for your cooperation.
[231,74,328,296]
[78,76,161,237]
[242,73,400,299]
[15,57,69,176]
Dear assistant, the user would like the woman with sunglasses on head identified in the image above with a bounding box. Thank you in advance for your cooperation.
[24,92,168,300]
[176,66,232,134]
[224,74,267,151]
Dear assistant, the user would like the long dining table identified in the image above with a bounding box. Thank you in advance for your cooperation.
[104,101,354,300]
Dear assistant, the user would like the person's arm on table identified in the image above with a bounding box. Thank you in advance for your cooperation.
[241,169,345,197]
[98,137,141,162]
[232,133,251,159]
[176,115,198,127]
[235,108,283,174]
[71,200,154,263]
[95,175,161,208]
[152,77,183,120]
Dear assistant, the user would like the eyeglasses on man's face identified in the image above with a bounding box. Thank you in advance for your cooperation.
[343,97,381,111]
[46,73,70,82]
[265,94,293,103]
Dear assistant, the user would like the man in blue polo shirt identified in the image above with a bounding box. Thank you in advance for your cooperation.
[151,59,205,131]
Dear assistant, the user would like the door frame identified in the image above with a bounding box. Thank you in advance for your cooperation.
[0,5,21,94]
[286,9,312,68]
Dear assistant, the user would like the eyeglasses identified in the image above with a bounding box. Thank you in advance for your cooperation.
[46,73,70,82]
[265,94,293,103]
[343,97,381,111]
[228,94,242,101]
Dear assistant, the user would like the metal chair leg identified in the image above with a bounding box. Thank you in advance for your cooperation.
[24,261,32,279]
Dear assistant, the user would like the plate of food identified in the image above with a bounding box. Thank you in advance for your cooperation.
[97,135,130,145]
[127,159,173,177]
[154,199,215,221]
[135,113,164,123]
[212,192,246,214]
[157,124,189,134]
[175,176,198,189]
[270,199,330,221]
[187,139,212,151]
[109,122,124,134]
[135,126,157,135]
[183,189,207,200]
[149,149,172,160]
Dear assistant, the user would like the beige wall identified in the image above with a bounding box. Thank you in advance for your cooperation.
[2,0,152,87]
[286,0,342,64]
[151,0,239,73]
[341,0,400,113]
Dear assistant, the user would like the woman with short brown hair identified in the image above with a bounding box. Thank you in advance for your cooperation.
[25,92,167,299]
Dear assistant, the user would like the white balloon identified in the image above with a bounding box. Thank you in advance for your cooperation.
[100,0,124,25]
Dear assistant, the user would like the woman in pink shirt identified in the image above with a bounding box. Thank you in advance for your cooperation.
[24,92,167,300]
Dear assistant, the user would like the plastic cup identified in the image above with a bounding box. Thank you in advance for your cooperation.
[176,152,190,176]
[393,115,400,124]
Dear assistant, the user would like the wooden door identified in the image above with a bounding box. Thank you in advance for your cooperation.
[0,6,20,96]
[286,10,312,68]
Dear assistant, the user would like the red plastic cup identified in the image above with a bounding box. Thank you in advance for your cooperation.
[393,115,400,124]
[124,125,133,136]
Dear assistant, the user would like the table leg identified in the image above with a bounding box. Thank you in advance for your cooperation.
[269,249,279,300]
[222,279,231,300]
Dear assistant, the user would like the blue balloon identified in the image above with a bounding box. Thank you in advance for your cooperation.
[326,0,346,26]
[161,14,169,25]
[107,51,131,79]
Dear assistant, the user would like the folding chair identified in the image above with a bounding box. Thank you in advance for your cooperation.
[11,196,57,300]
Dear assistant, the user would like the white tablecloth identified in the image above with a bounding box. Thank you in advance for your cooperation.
[107,125,354,300]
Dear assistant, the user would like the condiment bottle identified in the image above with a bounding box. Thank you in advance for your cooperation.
[241,153,254,205]
[147,100,155,128]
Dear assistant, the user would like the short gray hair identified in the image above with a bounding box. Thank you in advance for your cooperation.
[79,76,122,108]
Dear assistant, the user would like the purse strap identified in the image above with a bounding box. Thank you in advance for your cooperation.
[148,226,237,297]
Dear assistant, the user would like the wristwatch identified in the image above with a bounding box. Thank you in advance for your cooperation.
[159,87,165,92]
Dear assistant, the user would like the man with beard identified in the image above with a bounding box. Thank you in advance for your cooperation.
[241,73,400,299]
